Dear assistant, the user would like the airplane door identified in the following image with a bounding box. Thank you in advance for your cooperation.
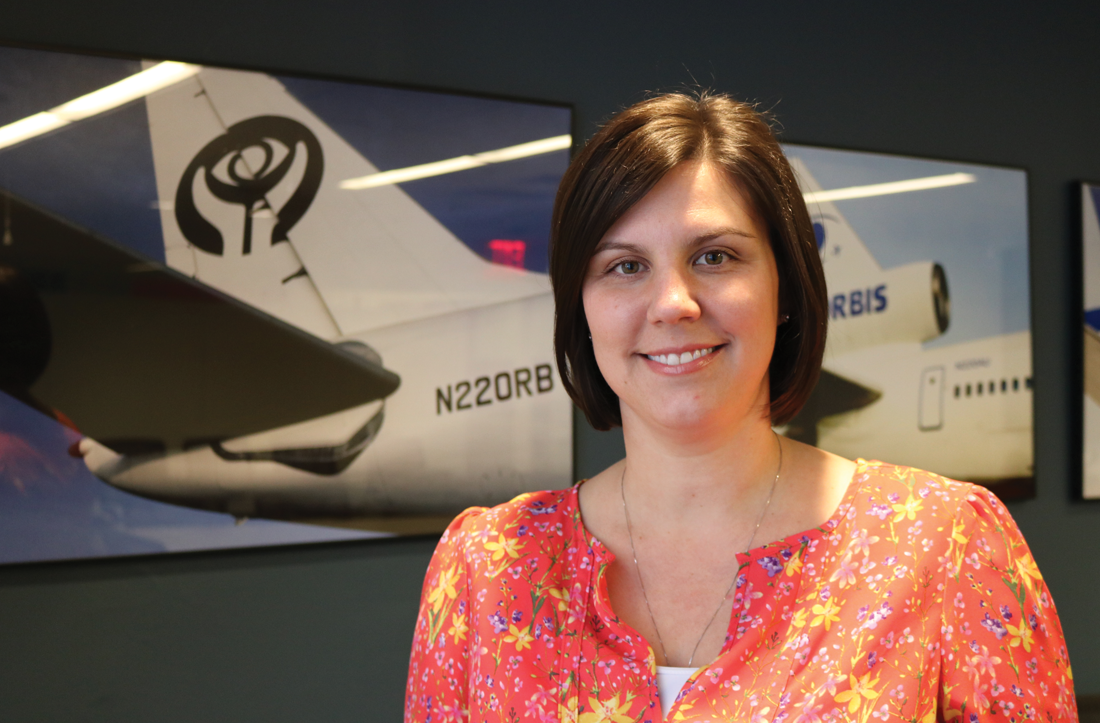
[918,366,945,431]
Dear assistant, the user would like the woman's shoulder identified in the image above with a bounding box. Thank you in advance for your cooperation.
[846,459,1011,526]
[437,486,580,547]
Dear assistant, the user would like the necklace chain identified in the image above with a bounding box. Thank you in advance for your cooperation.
[620,431,783,668]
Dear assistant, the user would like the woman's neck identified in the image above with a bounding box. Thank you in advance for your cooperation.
[617,407,782,526]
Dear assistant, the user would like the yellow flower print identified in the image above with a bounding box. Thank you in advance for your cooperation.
[834,672,881,713]
[791,607,808,628]
[1007,621,1035,652]
[504,623,534,651]
[484,533,522,561]
[810,597,841,631]
[560,695,579,723]
[785,553,804,576]
[447,612,468,642]
[1016,552,1042,581]
[891,495,923,522]
[1015,552,1044,597]
[579,693,633,723]
[548,586,571,612]
[427,566,459,607]
[950,516,968,546]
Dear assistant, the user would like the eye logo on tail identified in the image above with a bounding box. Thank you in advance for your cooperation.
[174,115,323,256]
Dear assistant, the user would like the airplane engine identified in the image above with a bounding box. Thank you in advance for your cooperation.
[826,261,950,357]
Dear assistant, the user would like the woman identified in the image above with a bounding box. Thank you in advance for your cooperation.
[405,93,1076,722]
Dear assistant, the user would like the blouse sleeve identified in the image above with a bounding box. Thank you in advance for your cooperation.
[938,486,1077,721]
[405,508,484,723]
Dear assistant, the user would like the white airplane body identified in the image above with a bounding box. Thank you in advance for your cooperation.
[818,332,1032,482]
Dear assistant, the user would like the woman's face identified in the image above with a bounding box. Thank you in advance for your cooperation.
[582,160,780,433]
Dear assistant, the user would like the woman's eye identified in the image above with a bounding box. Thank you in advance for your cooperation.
[615,260,642,275]
[697,251,726,266]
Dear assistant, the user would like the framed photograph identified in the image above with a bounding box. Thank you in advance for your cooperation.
[1082,182,1100,500]
[0,45,574,564]
[782,144,1033,499]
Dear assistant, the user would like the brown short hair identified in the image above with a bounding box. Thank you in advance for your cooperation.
[549,91,828,431]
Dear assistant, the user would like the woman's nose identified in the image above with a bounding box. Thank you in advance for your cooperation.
[647,268,701,324]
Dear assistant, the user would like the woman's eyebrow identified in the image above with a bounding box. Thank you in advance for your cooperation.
[593,228,758,255]
[693,227,758,244]
[591,240,646,255]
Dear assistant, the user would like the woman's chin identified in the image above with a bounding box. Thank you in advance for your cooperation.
[626,400,731,437]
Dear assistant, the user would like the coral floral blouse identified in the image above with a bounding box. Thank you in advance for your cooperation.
[405,461,1077,722]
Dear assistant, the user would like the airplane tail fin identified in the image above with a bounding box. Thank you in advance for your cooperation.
[786,155,882,284]
[144,65,550,341]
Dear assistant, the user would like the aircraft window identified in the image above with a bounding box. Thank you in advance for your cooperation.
[1013,378,1019,391]
[954,385,960,398]
[977,383,983,396]
[1026,377,1033,389]
[966,384,972,397]
[989,380,995,394]
[1001,379,1007,392]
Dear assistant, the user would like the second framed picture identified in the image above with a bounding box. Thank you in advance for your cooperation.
[783,144,1032,499]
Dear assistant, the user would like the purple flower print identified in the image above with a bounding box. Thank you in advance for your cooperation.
[526,501,558,516]
[735,574,747,589]
[980,613,1008,640]
[864,602,893,630]
[511,610,523,624]
[1000,604,1013,621]
[517,525,528,537]
[867,651,879,669]
[780,548,794,561]
[868,503,892,520]
[1030,613,1039,630]
[759,556,784,577]
[488,612,508,634]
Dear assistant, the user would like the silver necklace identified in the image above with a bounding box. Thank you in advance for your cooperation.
[620,431,782,667]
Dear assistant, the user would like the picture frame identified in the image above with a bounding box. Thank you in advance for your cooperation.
[0,44,574,564]
[782,144,1033,499]
[1081,181,1100,500]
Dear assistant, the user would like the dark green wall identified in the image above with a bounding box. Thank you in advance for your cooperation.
[1,3,1098,720]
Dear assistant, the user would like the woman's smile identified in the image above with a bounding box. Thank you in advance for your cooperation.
[642,344,724,372]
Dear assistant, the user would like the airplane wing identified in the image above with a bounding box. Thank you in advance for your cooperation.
[144,65,551,342]
[783,368,881,445]
[0,189,399,452]
[786,155,882,283]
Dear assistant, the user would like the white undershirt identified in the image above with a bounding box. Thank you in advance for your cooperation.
[656,665,700,720]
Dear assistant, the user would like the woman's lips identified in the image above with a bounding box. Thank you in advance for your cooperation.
[643,345,721,367]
